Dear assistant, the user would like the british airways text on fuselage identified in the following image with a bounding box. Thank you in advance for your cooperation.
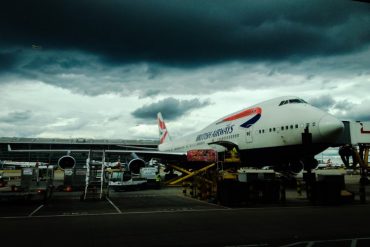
[195,124,235,142]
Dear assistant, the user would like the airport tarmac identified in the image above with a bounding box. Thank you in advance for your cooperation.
[1,187,370,247]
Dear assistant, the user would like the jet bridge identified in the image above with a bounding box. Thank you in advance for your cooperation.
[325,121,370,203]
[333,121,370,172]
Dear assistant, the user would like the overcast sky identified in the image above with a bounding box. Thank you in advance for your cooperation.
[0,0,369,140]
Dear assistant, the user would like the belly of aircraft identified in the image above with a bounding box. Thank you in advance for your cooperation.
[239,143,328,167]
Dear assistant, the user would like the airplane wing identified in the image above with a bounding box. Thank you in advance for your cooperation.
[7,145,187,162]
[0,160,49,168]
[115,145,158,150]
[8,145,91,153]
[105,149,187,162]
[106,149,185,155]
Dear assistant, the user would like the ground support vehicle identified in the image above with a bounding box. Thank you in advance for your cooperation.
[140,166,161,188]
[0,166,54,202]
[108,169,147,191]
[62,167,87,191]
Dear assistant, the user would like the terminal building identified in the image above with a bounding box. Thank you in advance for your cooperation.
[0,137,159,168]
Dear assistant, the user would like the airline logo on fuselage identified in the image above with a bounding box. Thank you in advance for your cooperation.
[195,107,262,142]
[220,107,262,128]
[196,124,234,142]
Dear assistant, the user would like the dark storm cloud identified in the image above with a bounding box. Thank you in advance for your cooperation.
[351,113,370,121]
[336,102,370,121]
[0,50,21,73]
[0,110,32,123]
[310,95,356,112]
[22,53,87,73]
[333,99,355,111]
[1,0,370,67]
[132,97,211,120]
[309,95,370,122]
[139,89,161,99]
[309,95,336,111]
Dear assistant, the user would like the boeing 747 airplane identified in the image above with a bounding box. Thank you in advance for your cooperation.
[151,96,344,172]
[8,96,344,173]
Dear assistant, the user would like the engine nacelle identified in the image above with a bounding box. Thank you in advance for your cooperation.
[274,159,307,175]
[58,155,76,170]
[128,158,146,174]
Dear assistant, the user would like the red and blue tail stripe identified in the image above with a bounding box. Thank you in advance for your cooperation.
[219,107,262,128]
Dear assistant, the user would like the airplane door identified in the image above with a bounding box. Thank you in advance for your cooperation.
[246,127,253,143]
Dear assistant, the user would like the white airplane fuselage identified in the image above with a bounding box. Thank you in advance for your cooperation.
[158,96,344,169]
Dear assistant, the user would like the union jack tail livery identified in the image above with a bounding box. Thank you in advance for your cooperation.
[157,112,170,144]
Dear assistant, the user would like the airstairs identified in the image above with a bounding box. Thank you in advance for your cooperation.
[80,151,109,201]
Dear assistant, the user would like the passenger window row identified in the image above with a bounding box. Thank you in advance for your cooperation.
[257,122,316,134]
[219,134,240,140]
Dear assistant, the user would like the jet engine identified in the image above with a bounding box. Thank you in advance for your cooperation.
[274,157,318,175]
[127,153,146,174]
[301,157,319,171]
[58,155,76,170]
[274,160,304,175]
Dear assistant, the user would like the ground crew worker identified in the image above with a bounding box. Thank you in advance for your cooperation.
[156,172,161,189]
[230,147,239,160]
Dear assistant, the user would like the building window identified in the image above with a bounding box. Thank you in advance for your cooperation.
[295,124,298,128]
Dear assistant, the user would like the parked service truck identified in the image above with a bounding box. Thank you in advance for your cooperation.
[140,166,161,188]
[0,166,54,201]
[108,166,160,191]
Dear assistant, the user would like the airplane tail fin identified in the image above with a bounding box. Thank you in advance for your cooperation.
[157,112,171,144]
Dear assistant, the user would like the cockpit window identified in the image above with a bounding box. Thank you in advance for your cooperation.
[279,100,288,106]
[279,98,307,106]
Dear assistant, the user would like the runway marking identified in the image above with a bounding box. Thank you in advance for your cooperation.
[280,237,370,247]
[225,244,268,247]
[2,202,370,220]
[106,197,122,213]
[0,212,121,219]
[121,195,160,198]
[178,195,231,209]
[0,207,232,219]
[28,204,44,217]
[62,212,89,216]
[228,203,370,212]
[119,207,230,215]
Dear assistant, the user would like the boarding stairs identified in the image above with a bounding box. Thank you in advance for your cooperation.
[81,151,109,201]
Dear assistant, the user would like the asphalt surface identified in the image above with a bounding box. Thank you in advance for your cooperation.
[1,187,370,247]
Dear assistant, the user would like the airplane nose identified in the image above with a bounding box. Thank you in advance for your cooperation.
[318,115,344,141]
